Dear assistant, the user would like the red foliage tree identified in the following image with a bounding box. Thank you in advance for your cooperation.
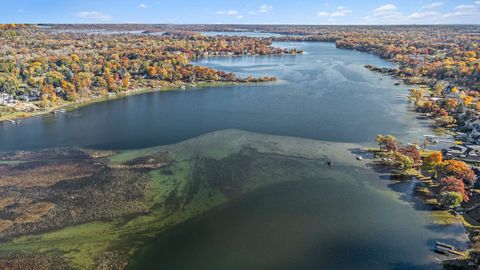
[437,160,476,187]
[439,177,469,202]
[398,145,421,165]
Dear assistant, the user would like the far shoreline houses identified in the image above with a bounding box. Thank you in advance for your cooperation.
[0,88,40,105]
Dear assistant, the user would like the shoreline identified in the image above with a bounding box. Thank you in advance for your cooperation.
[361,66,480,268]
[0,80,274,123]
[365,145,480,268]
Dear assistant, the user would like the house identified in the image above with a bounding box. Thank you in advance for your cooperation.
[0,93,16,105]
[461,113,480,144]
[443,144,480,162]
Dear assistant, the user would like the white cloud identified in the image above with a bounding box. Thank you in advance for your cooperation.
[216,10,238,15]
[442,3,479,17]
[422,2,443,9]
[216,10,243,19]
[139,3,148,8]
[374,4,396,13]
[372,4,404,20]
[318,6,352,17]
[408,11,439,19]
[455,4,475,10]
[365,1,478,24]
[258,4,273,13]
[249,4,273,15]
[75,11,112,21]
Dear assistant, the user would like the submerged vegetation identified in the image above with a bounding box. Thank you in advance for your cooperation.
[0,130,362,269]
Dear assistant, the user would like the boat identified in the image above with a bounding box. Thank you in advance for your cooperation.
[356,156,363,160]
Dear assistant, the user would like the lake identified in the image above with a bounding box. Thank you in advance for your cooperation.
[0,42,467,269]
[0,42,430,151]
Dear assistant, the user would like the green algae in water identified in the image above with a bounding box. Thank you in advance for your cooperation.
[0,130,466,269]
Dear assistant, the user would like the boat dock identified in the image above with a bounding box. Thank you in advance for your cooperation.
[435,241,465,257]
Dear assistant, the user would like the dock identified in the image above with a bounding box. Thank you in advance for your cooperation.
[435,241,465,257]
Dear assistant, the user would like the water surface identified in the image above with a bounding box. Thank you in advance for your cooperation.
[0,42,430,151]
[0,42,464,270]
[126,131,465,270]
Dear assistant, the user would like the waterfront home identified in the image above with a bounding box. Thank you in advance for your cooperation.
[465,117,480,145]
[443,144,480,162]
[16,90,40,102]
[0,93,16,105]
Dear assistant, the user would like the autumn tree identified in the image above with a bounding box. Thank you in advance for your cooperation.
[61,80,78,101]
[421,151,443,173]
[0,74,20,94]
[146,66,157,78]
[438,191,463,209]
[398,145,421,165]
[70,53,80,62]
[409,88,424,105]
[376,134,398,152]
[121,73,131,89]
[45,71,64,87]
[393,152,414,171]
[439,177,469,202]
[435,115,455,127]
[436,160,476,186]
[40,84,58,107]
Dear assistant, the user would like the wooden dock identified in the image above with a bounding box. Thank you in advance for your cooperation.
[435,241,465,257]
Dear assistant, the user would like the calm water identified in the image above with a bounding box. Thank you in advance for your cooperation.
[0,42,464,270]
[0,42,430,151]
[130,175,439,270]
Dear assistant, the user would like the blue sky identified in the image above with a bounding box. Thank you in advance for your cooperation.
[1,0,479,24]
